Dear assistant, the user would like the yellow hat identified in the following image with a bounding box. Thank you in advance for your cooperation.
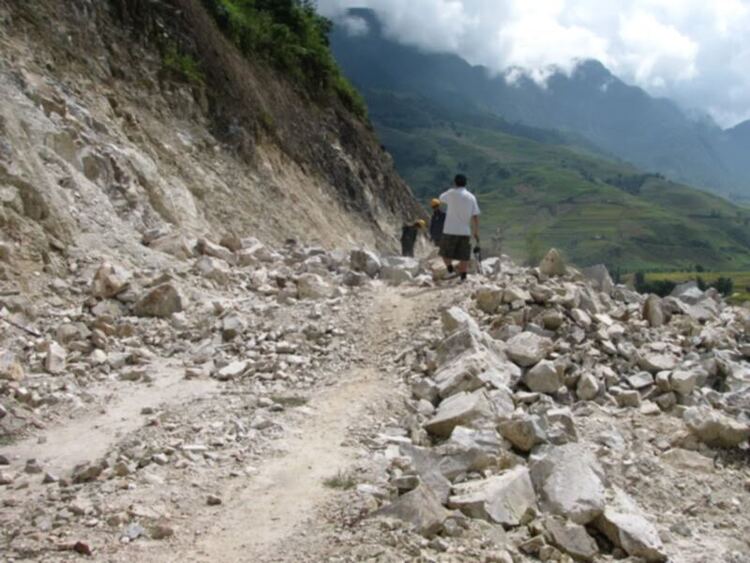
[430,198,441,208]
[416,219,427,229]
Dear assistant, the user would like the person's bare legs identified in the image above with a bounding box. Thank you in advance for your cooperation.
[458,260,469,275]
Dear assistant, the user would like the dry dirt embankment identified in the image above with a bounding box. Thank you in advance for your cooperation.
[0,0,421,283]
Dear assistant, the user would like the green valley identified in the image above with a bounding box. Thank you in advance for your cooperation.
[372,94,750,272]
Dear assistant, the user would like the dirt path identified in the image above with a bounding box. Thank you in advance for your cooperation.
[159,286,435,563]
[5,361,217,478]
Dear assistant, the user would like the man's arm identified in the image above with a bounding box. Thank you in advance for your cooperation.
[471,215,480,242]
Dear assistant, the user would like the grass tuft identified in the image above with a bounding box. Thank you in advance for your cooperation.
[163,44,205,85]
[323,470,357,490]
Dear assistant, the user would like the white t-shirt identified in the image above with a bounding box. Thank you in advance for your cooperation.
[439,187,480,236]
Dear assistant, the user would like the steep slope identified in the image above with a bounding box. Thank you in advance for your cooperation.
[0,0,421,280]
[368,94,750,272]
[330,9,749,200]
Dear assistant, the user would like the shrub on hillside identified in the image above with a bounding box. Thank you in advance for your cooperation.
[202,0,367,119]
[634,273,676,297]
[634,272,735,298]
[163,44,205,84]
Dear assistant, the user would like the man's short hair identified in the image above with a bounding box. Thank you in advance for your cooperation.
[454,174,468,187]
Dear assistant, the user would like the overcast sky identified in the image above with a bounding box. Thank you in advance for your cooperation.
[317,0,750,128]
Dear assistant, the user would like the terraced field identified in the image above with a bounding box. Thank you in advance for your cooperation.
[378,114,750,272]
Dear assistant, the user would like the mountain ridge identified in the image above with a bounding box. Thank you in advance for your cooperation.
[332,9,749,201]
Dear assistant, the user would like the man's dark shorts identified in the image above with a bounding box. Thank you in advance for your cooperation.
[439,234,471,261]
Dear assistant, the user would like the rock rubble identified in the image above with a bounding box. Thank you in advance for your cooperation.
[1,238,749,562]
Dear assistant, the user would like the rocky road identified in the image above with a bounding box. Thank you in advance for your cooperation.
[2,241,750,563]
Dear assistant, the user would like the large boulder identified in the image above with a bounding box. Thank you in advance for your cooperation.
[506,332,553,368]
[375,485,450,538]
[660,448,714,473]
[498,415,548,452]
[350,249,381,278]
[434,350,506,398]
[581,264,614,295]
[195,256,231,284]
[670,370,698,396]
[448,426,505,455]
[544,517,599,562]
[437,324,500,364]
[91,262,130,298]
[237,240,277,266]
[441,307,479,335]
[638,353,677,374]
[423,390,494,438]
[671,281,703,304]
[539,248,567,277]
[382,256,420,276]
[380,265,413,285]
[686,300,720,323]
[215,361,250,381]
[133,283,183,318]
[642,295,664,328]
[238,238,277,262]
[542,310,565,331]
[530,444,607,525]
[296,274,334,300]
[503,286,532,304]
[448,466,538,527]
[196,237,236,264]
[399,444,455,502]
[148,233,195,260]
[576,372,600,401]
[594,487,667,562]
[475,286,504,314]
[524,360,562,394]
[683,407,750,448]
[44,341,66,375]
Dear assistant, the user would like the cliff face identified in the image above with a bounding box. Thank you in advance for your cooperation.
[0,0,420,277]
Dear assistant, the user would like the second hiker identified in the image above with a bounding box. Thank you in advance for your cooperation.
[429,198,446,245]
[401,219,426,257]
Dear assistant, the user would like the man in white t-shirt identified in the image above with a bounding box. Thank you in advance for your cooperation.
[439,174,480,282]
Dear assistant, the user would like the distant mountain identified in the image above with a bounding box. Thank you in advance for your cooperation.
[360,90,750,271]
[728,121,750,146]
[330,9,749,200]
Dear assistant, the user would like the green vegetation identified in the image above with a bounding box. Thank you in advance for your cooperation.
[203,0,366,118]
[163,44,205,84]
[369,93,750,272]
[630,271,750,304]
[323,470,357,490]
[270,395,309,407]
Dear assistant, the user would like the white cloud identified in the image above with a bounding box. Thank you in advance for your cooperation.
[317,0,750,127]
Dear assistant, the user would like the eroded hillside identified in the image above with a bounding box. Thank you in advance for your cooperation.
[0,0,420,281]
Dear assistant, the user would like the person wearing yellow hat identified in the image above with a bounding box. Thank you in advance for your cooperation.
[429,198,446,245]
[401,218,427,257]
